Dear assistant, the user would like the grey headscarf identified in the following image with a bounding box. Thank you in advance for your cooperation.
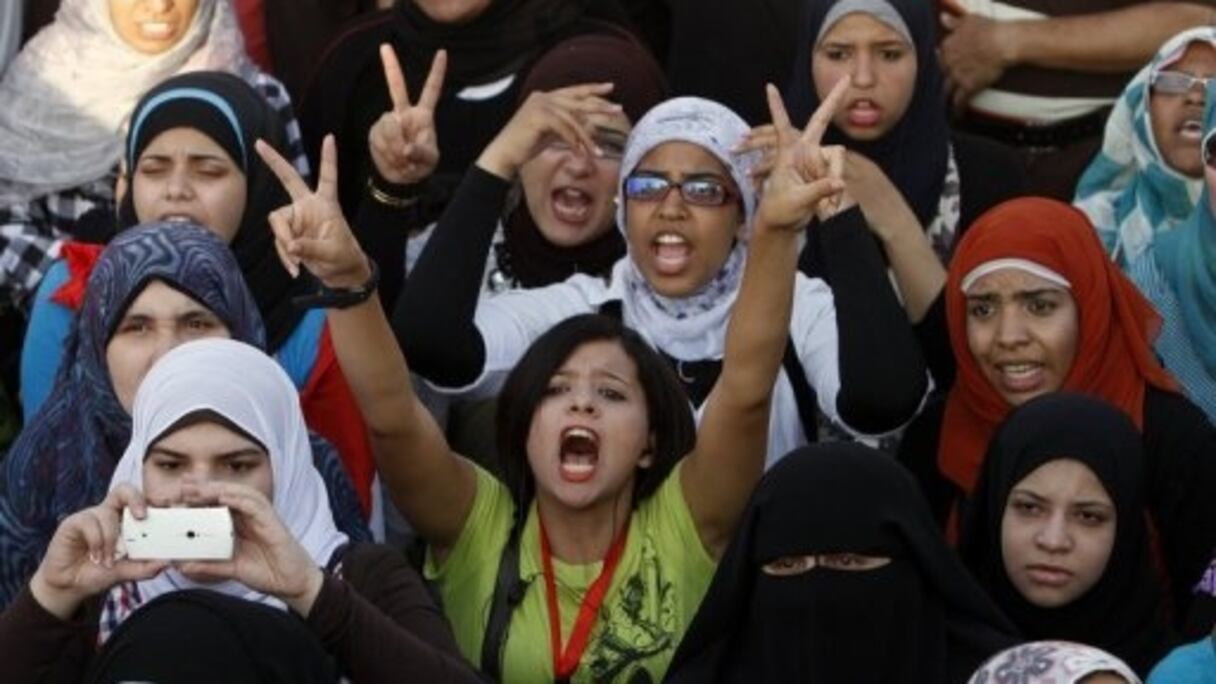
[816,0,912,46]
[611,96,759,361]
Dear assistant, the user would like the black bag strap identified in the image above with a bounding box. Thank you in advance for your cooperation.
[782,337,819,444]
[480,525,529,681]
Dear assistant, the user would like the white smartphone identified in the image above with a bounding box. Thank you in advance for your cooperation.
[120,507,235,561]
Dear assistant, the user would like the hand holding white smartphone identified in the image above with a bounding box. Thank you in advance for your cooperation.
[120,507,235,561]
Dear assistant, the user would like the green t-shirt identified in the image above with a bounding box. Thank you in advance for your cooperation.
[425,462,716,683]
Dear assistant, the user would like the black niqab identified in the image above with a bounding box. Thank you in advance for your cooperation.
[667,443,1016,683]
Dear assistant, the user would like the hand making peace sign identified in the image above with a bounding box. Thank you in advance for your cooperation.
[257,135,370,291]
[754,77,851,232]
[368,45,447,185]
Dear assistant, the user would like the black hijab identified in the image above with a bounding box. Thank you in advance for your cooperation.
[118,71,306,352]
[394,0,594,85]
[667,443,1016,683]
[959,392,1177,676]
[496,27,668,288]
[786,0,949,227]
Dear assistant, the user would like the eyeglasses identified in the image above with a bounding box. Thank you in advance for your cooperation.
[1151,70,1215,95]
[622,174,737,207]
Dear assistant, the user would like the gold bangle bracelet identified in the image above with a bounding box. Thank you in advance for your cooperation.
[367,177,420,209]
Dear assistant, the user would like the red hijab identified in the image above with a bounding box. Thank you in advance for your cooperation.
[940,197,1177,493]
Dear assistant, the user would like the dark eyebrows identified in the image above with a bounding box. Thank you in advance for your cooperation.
[1010,488,1047,503]
[593,369,632,385]
[1013,289,1065,301]
[146,446,188,460]
[219,448,268,461]
[593,126,628,141]
[146,446,265,460]
[966,288,1064,303]
[1071,501,1114,512]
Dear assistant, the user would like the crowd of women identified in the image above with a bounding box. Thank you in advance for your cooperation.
[0,0,1214,682]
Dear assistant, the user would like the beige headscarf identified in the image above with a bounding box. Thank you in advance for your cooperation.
[0,0,253,203]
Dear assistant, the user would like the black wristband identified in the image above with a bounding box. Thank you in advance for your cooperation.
[292,258,380,310]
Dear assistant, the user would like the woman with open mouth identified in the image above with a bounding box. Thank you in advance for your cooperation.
[1076,27,1216,269]
[960,393,1179,676]
[254,81,852,680]
[894,196,1216,641]
[756,0,1024,288]
[0,0,308,310]
[398,78,926,467]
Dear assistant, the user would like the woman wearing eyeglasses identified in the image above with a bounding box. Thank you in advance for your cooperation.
[1076,27,1216,268]
[1075,27,1216,423]
[397,73,927,467]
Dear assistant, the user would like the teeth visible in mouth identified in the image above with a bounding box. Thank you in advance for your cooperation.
[552,187,592,223]
[1000,363,1040,376]
[565,427,596,442]
[655,233,687,246]
[162,215,195,223]
[139,21,173,38]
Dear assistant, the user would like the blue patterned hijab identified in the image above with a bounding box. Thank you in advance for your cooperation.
[1075,27,1216,266]
[0,222,263,606]
[1154,82,1216,380]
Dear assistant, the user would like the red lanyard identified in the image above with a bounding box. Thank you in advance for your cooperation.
[539,516,631,681]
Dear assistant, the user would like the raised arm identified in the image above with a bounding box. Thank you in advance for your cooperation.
[682,82,848,558]
[354,46,446,311]
[839,151,946,323]
[256,136,474,551]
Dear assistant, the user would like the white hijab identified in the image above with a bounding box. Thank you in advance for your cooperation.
[100,338,347,640]
[0,0,253,203]
[612,96,760,361]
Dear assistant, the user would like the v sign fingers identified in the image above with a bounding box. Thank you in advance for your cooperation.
[256,139,311,201]
[370,47,446,185]
[415,49,448,112]
[381,44,412,112]
[804,75,850,148]
[259,135,371,290]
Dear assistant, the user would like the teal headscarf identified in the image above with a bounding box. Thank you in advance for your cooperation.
[1075,27,1216,265]
[1153,81,1216,378]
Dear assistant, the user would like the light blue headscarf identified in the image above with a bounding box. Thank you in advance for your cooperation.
[1075,27,1216,265]
[1153,82,1216,381]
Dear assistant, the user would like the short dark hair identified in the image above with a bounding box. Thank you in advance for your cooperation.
[495,314,696,527]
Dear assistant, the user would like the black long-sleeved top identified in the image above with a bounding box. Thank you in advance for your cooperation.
[0,543,480,683]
